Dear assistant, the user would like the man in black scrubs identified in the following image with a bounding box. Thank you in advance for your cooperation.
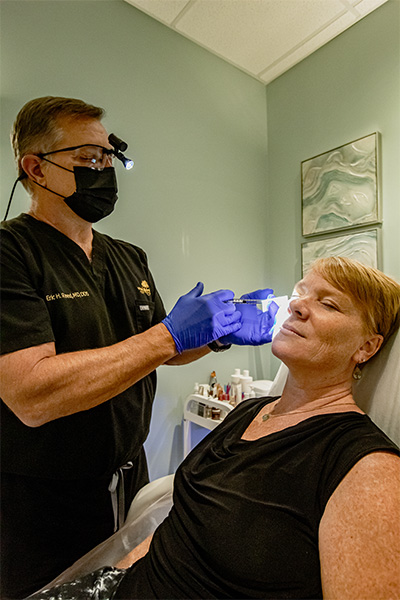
[0,97,280,599]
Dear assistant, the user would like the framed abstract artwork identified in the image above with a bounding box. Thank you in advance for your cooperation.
[301,228,380,276]
[301,133,380,237]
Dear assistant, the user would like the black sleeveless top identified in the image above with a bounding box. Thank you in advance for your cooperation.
[114,397,399,599]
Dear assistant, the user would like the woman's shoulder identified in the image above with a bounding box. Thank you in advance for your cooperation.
[337,449,400,490]
[348,448,400,471]
[322,449,399,522]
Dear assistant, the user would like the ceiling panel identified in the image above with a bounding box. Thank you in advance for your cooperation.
[127,0,190,24]
[175,0,348,74]
[124,0,389,84]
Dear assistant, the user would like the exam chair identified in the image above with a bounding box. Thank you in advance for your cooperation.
[34,325,400,593]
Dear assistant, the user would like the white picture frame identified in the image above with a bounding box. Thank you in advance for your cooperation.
[301,228,380,276]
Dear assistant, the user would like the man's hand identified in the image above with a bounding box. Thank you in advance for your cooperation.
[162,282,242,353]
[219,288,278,346]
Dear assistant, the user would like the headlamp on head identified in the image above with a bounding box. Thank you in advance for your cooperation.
[108,133,134,170]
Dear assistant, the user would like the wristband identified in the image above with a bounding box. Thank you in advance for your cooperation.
[207,340,232,353]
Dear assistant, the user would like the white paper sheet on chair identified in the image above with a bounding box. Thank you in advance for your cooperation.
[33,486,174,594]
[353,326,400,446]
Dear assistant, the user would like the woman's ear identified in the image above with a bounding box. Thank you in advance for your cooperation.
[20,155,46,185]
[354,334,384,364]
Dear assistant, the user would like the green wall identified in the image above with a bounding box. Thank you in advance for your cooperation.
[0,0,271,479]
[1,0,398,479]
[266,0,400,374]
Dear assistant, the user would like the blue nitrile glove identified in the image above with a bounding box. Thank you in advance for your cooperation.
[162,282,242,353]
[219,288,279,346]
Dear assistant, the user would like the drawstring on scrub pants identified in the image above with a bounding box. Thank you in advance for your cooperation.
[108,461,134,532]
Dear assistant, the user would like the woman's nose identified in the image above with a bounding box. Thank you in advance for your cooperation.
[289,295,307,318]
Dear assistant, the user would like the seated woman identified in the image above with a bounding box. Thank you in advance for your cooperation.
[30,257,400,600]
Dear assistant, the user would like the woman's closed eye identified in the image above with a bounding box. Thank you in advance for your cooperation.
[291,291,339,310]
[320,300,340,311]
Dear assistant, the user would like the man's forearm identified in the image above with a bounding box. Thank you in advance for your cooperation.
[165,345,211,366]
[0,323,177,427]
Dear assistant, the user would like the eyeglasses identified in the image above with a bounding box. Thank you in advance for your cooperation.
[37,144,115,170]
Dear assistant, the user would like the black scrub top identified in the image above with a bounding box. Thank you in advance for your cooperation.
[0,213,166,480]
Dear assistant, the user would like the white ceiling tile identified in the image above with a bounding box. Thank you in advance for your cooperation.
[125,0,191,25]
[352,0,388,17]
[124,0,389,84]
[174,0,347,74]
[345,0,365,6]
[260,10,356,83]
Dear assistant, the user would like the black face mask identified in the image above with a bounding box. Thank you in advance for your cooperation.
[28,164,118,223]
[63,166,118,223]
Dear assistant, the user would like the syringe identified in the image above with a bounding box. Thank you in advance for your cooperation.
[224,297,272,312]
[224,296,291,336]
[224,299,263,304]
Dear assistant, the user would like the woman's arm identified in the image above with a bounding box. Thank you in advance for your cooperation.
[115,534,154,569]
[319,451,400,599]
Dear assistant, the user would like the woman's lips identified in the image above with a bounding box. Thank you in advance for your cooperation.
[280,322,305,337]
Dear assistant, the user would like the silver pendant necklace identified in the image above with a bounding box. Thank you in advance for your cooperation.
[262,403,357,422]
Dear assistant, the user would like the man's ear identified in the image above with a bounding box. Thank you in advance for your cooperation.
[353,334,384,364]
[20,155,46,185]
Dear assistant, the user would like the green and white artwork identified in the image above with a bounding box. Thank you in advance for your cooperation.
[301,229,379,276]
[301,134,380,236]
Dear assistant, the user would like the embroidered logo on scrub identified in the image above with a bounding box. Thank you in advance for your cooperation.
[46,291,90,301]
[137,280,151,296]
